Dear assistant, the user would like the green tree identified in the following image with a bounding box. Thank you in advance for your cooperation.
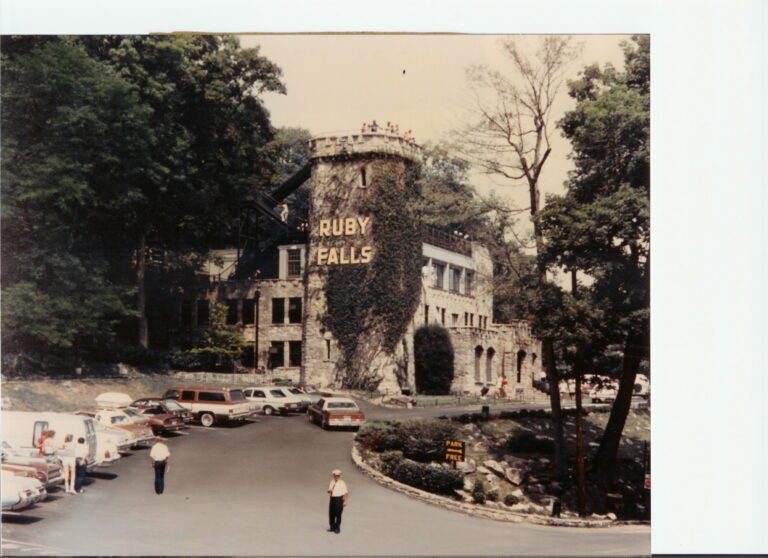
[455,37,581,475]
[170,303,245,371]
[79,35,286,348]
[1,38,150,368]
[413,325,455,395]
[539,35,650,502]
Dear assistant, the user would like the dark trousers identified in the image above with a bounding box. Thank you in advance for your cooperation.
[329,496,344,532]
[154,460,167,494]
[74,460,87,492]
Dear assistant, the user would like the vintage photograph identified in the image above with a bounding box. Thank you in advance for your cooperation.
[1,33,650,555]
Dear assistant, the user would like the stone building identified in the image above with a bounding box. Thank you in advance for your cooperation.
[187,129,544,398]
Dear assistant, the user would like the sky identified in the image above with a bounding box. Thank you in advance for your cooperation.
[239,34,630,232]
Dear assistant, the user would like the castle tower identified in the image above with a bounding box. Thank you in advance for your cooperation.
[302,130,422,391]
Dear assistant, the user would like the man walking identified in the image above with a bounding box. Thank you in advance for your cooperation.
[150,437,170,495]
[74,437,89,493]
[327,469,349,534]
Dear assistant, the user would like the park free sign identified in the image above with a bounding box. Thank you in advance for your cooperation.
[444,440,465,462]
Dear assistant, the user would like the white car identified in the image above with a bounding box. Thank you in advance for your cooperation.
[92,425,126,465]
[1,471,46,511]
[589,384,618,403]
[243,387,306,416]
[275,387,312,412]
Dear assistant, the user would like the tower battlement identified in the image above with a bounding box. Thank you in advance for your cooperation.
[308,131,422,162]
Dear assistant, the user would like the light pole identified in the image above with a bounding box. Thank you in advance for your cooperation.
[254,289,261,371]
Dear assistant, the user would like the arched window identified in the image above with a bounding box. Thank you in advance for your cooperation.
[474,346,484,383]
[486,348,496,383]
[360,166,368,188]
[516,350,527,383]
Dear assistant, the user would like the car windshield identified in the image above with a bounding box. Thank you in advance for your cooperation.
[144,408,164,415]
[124,409,142,417]
[270,390,286,398]
[163,400,184,411]
[230,390,245,401]
[110,416,129,424]
[327,402,358,410]
[289,388,303,395]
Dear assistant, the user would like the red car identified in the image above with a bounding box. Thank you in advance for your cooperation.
[307,397,366,430]
[131,398,194,424]
[133,406,187,434]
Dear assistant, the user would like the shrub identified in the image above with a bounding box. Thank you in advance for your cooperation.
[414,325,454,394]
[117,345,165,367]
[504,494,520,506]
[472,480,486,504]
[487,488,500,502]
[379,450,404,476]
[356,422,400,453]
[379,452,463,495]
[505,431,555,454]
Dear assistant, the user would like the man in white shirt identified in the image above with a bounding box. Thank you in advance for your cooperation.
[327,469,349,534]
[150,437,170,495]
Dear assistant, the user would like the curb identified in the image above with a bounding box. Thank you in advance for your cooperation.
[351,444,647,529]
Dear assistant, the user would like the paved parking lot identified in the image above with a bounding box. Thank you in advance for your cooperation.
[2,402,650,556]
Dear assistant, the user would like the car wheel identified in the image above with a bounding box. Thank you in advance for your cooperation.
[263,406,274,416]
[200,413,215,427]
[321,417,329,430]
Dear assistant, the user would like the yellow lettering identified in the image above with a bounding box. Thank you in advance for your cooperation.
[357,216,371,235]
[339,246,349,264]
[332,219,344,236]
[350,246,360,264]
[345,218,356,236]
[317,247,329,266]
[319,220,331,237]
[326,247,339,265]
[360,246,373,263]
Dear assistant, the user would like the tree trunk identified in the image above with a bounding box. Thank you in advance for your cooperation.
[591,326,648,490]
[137,231,149,349]
[574,364,587,516]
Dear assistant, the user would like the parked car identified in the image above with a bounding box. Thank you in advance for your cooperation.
[133,406,187,434]
[307,397,366,430]
[275,387,312,412]
[243,387,305,416]
[121,407,151,426]
[131,398,193,423]
[77,410,155,447]
[589,384,618,403]
[162,387,251,427]
[1,471,46,511]
[2,442,63,487]
[94,422,133,453]
[3,411,98,468]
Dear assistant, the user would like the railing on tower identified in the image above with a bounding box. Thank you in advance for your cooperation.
[422,225,472,257]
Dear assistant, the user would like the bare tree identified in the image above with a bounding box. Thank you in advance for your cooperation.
[454,36,579,475]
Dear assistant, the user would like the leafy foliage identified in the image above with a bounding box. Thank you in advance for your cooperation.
[356,420,459,462]
[378,451,463,496]
[471,479,487,504]
[169,303,245,371]
[324,163,423,389]
[413,325,455,395]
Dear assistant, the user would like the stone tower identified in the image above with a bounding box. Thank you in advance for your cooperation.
[301,131,421,392]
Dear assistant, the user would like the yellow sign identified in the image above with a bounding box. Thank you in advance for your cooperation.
[444,440,465,462]
[316,216,374,265]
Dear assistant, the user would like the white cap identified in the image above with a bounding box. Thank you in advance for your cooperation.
[332,469,342,476]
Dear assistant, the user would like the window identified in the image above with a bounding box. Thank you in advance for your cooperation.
[181,391,195,401]
[226,300,238,325]
[197,300,209,326]
[432,262,445,289]
[269,341,285,369]
[360,166,368,188]
[287,249,302,278]
[465,272,474,295]
[242,299,255,325]
[449,267,461,293]
[326,339,331,360]
[441,308,446,325]
[288,298,302,324]
[199,391,226,402]
[243,389,253,397]
[270,390,286,398]
[470,314,474,327]
[241,346,254,367]
[230,390,245,401]
[464,312,468,326]
[452,313,459,326]
[253,390,266,398]
[272,298,285,324]
[164,390,179,400]
[424,305,429,324]
[328,402,358,409]
[289,341,302,366]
